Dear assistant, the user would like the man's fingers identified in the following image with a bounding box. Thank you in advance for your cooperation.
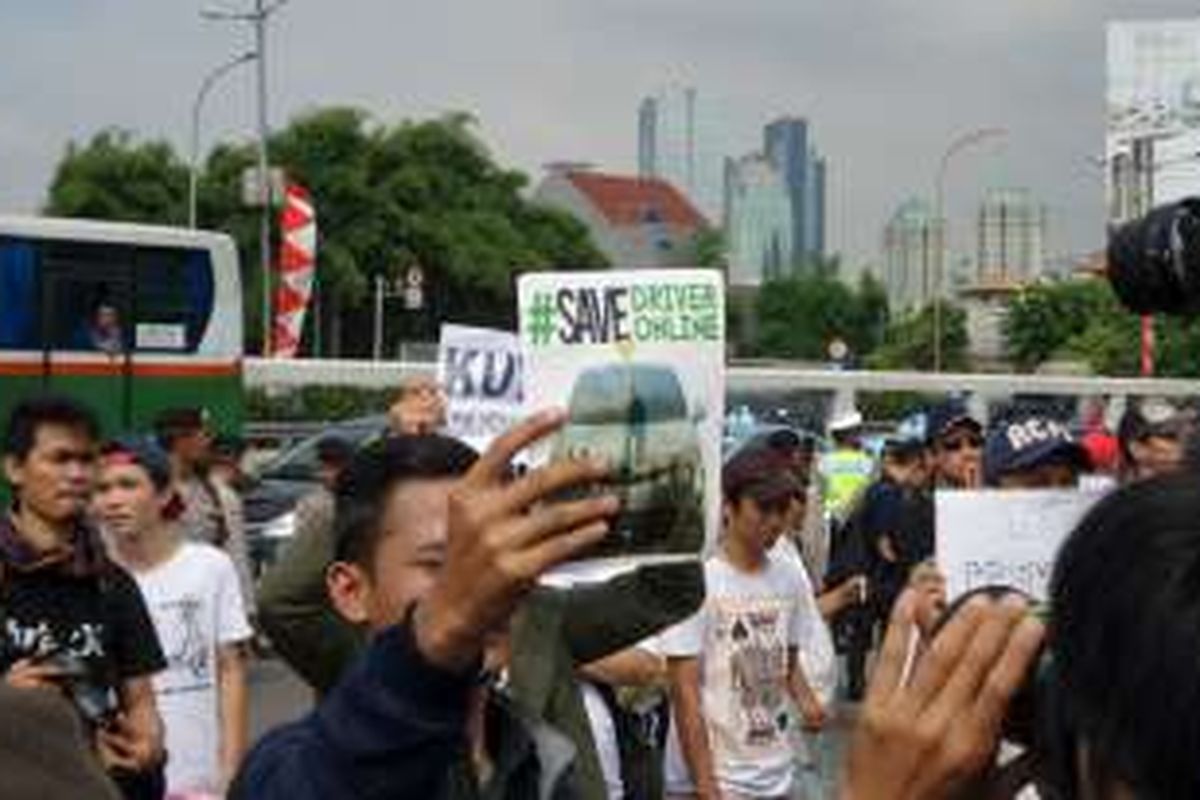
[968,614,1046,733]
[905,597,990,709]
[516,520,612,576]
[919,596,1028,735]
[500,454,614,515]
[867,590,919,703]
[502,494,618,549]
[466,409,566,486]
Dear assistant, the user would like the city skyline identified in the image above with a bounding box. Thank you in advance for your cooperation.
[4,1,1200,269]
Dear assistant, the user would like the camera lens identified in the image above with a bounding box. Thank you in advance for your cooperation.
[1108,199,1200,316]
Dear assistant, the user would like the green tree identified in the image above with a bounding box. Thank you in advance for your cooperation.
[1004,280,1122,370]
[1004,277,1200,377]
[46,129,188,223]
[752,267,889,362]
[867,304,968,372]
[45,108,608,356]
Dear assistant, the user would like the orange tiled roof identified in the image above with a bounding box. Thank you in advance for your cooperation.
[565,171,708,229]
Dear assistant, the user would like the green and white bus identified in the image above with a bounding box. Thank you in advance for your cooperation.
[0,216,243,438]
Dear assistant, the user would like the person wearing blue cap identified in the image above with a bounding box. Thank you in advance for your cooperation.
[984,414,1091,489]
[96,436,253,797]
[926,401,984,489]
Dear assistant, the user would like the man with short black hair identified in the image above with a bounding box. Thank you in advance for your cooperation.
[235,411,698,799]
[1,396,166,798]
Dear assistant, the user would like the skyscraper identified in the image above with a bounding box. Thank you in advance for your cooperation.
[976,187,1047,284]
[637,87,724,223]
[764,117,827,268]
[725,154,793,287]
[882,198,945,310]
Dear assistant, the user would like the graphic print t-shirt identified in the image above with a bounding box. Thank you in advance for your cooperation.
[0,562,165,699]
[660,554,807,797]
[134,542,252,793]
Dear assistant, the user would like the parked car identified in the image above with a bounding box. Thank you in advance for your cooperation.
[243,415,387,573]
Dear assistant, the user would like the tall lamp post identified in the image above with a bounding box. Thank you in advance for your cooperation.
[189,51,257,229]
[202,0,293,355]
[933,127,1008,372]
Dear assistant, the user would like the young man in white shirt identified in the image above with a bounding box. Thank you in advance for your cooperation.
[663,446,827,800]
[95,436,252,797]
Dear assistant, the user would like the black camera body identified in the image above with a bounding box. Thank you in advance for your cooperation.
[1108,198,1200,316]
[37,649,120,728]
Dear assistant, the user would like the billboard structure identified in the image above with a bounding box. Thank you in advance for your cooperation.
[1107,20,1200,225]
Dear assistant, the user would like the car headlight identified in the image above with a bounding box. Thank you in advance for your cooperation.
[260,511,297,540]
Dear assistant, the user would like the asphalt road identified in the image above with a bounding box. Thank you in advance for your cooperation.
[248,656,314,744]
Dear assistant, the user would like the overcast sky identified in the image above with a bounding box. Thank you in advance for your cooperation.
[2,1,1199,269]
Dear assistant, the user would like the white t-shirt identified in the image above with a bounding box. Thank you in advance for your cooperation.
[660,553,808,798]
[770,537,838,706]
[133,542,252,793]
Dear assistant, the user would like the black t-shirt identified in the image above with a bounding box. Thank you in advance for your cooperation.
[0,564,166,692]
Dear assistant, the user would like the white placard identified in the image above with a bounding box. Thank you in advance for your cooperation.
[135,323,186,351]
[936,489,1105,602]
[437,324,523,453]
[519,268,725,569]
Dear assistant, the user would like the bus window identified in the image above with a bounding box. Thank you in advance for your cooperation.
[40,241,133,353]
[0,239,39,350]
[133,248,214,352]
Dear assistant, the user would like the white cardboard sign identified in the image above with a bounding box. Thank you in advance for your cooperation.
[437,324,523,453]
[518,268,725,570]
[936,489,1105,602]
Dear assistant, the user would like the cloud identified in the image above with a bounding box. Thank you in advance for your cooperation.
[1,0,1198,267]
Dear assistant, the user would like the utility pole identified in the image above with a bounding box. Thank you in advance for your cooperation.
[202,0,293,355]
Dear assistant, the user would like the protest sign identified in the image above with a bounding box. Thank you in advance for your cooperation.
[936,489,1105,602]
[438,324,523,453]
[518,268,724,569]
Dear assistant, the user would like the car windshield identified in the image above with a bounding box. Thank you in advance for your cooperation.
[258,420,383,482]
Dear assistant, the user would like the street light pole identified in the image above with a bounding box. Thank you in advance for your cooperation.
[189,51,256,229]
[932,127,1008,372]
[202,0,292,356]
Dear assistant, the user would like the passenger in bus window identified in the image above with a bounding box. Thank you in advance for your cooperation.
[87,303,124,355]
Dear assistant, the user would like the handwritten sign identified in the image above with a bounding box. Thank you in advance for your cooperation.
[437,324,523,453]
[936,489,1105,602]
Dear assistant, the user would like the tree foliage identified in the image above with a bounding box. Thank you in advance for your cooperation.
[46,130,189,224]
[866,304,968,372]
[752,268,889,362]
[1004,278,1200,377]
[44,109,607,356]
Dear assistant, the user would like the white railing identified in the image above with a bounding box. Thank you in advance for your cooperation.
[244,357,1200,398]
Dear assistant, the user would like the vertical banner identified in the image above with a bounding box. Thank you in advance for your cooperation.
[272,183,317,358]
[519,269,725,572]
[438,324,524,453]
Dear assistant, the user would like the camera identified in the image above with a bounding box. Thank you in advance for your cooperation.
[36,649,120,728]
[1108,198,1200,316]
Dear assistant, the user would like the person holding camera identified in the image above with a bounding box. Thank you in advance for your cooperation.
[842,468,1200,799]
[0,397,166,798]
[233,411,701,799]
[96,435,252,797]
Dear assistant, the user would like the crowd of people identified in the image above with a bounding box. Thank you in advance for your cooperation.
[1,380,1199,800]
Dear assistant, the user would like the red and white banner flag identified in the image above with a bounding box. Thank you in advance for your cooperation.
[272,183,317,358]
